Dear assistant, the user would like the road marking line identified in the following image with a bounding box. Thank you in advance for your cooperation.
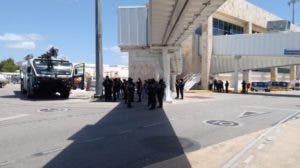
[80,137,105,143]
[0,161,10,167]
[242,106,300,112]
[119,130,132,135]
[0,114,30,122]
[243,155,254,164]
[257,144,266,150]
[222,111,300,168]
[33,147,66,157]
[143,122,165,128]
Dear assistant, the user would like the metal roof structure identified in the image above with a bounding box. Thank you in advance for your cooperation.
[150,0,227,46]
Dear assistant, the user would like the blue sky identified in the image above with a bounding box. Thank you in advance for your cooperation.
[0,0,299,65]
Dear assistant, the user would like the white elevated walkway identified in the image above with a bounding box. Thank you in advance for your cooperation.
[210,32,300,74]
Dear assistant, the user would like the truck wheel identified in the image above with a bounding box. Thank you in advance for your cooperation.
[61,91,70,99]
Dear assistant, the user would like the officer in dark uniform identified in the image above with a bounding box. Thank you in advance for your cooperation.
[148,79,158,110]
[179,79,185,99]
[136,78,143,102]
[102,76,113,102]
[157,79,166,108]
[225,81,229,93]
[144,79,151,107]
[112,78,118,101]
[122,79,127,101]
[242,80,246,94]
[175,79,180,99]
[126,78,135,108]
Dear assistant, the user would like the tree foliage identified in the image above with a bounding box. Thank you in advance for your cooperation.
[0,58,19,72]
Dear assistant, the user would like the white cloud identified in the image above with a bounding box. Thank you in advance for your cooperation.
[6,41,36,49]
[0,33,44,42]
[0,33,44,50]
[104,46,128,57]
[104,46,128,64]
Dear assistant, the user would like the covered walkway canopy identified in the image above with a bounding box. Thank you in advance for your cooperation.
[210,32,300,74]
[150,0,227,46]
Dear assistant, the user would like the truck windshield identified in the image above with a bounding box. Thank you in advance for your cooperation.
[33,60,72,75]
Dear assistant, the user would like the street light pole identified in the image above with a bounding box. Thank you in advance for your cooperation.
[289,0,299,24]
[95,0,103,97]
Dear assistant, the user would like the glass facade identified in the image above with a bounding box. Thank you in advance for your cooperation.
[213,18,244,35]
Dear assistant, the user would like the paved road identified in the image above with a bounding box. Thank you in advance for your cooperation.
[1,84,300,168]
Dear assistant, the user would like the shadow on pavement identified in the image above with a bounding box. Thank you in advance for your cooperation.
[44,103,193,168]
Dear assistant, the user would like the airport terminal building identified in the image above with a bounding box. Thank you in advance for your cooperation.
[118,0,300,99]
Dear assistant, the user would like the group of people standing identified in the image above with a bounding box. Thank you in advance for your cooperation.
[211,79,230,93]
[102,76,172,109]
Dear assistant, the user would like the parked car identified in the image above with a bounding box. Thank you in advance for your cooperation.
[0,74,9,88]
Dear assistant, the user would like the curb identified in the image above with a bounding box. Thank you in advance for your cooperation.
[222,111,300,168]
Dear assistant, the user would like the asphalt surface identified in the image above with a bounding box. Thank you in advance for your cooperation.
[1,84,300,168]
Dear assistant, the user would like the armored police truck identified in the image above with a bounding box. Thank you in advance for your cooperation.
[20,48,73,98]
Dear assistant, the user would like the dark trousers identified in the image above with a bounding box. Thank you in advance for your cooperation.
[127,93,134,108]
[180,89,184,99]
[113,91,117,101]
[137,90,142,102]
[225,86,229,93]
[149,93,156,109]
[157,92,164,107]
[104,88,112,102]
[176,88,179,98]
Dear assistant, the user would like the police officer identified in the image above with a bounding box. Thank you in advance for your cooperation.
[225,81,229,93]
[102,76,113,102]
[136,78,143,102]
[175,79,180,99]
[122,79,127,100]
[144,79,151,107]
[126,78,135,108]
[148,79,158,110]
[157,79,166,108]
[242,80,246,94]
[179,79,185,99]
[112,78,118,101]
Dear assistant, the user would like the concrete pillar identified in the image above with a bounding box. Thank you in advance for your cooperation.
[162,48,172,102]
[296,65,300,80]
[244,22,253,34]
[290,65,297,81]
[171,74,176,92]
[128,50,134,78]
[234,55,241,93]
[271,67,278,81]
[201,16,213,90]
[243,70,252,82]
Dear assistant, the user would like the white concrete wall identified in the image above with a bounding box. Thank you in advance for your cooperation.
[213,32,300,56]
[217,0,281,29]
[128,49,163,81]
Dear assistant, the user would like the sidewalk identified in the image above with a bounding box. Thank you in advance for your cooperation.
[235,118,300,168]
[145,118,300,168]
